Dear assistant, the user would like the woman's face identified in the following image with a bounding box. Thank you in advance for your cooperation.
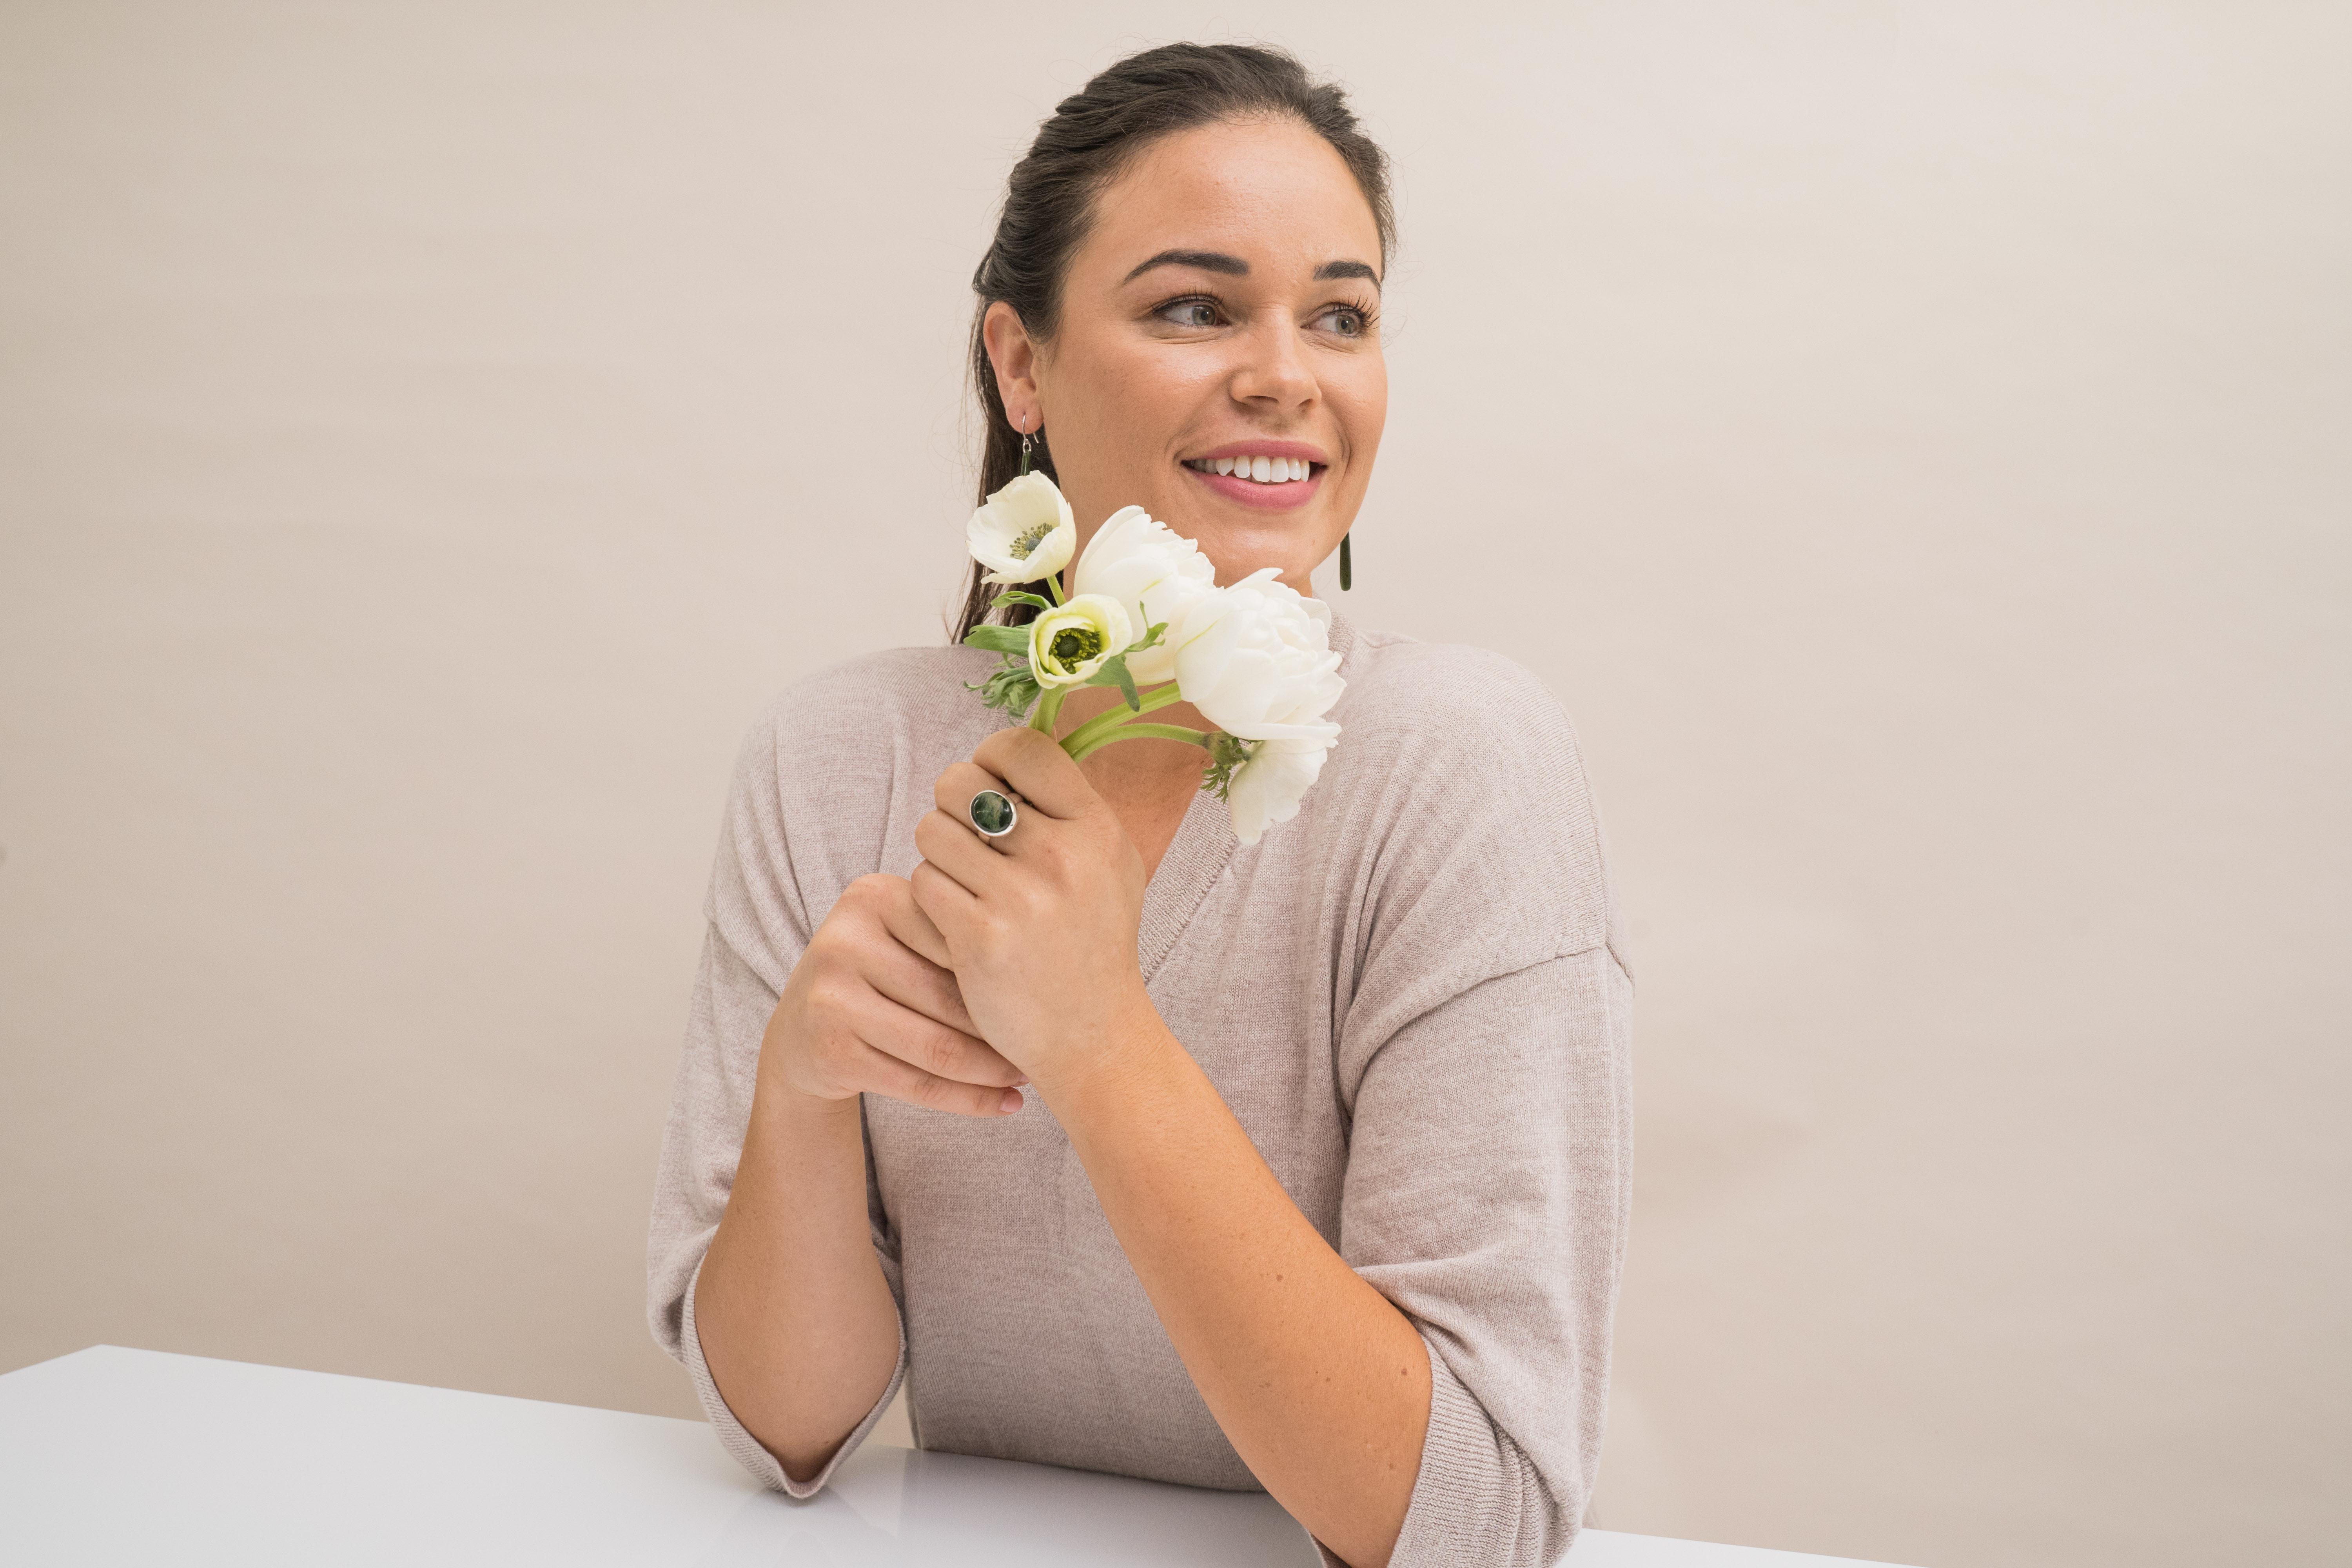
[985,116,1388,593]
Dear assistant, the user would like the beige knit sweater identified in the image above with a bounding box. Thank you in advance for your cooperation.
[646,609,1634,1566]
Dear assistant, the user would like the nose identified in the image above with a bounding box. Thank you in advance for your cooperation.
[1229,314,1318,414]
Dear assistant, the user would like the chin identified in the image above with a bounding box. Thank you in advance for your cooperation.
[1193,529,1315,589]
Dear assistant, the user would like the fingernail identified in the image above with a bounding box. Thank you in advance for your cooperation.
[1014,1074,1031,1086]
[1000,1089,1024,1113]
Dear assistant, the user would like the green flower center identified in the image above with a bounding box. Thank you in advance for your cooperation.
[1009,522,1054,560]
[1047,625,1103,667]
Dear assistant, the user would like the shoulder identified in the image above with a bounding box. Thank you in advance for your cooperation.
[738,643,999,763]
[705,642,1004,930]
[1310,621,1619,971]
[718,642,1001,846]
[1328,624,1584,777]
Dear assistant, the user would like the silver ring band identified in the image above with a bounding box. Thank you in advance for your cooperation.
[968,788,1018,838]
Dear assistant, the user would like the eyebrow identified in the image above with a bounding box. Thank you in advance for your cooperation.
[1121,249,1383,290]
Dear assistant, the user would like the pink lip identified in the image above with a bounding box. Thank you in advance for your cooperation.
[1182,462,1324,511]
[1178,440,1332,512]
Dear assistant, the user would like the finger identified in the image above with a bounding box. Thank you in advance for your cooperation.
[932,758,1013,822]
[867,872,956,970]
[933,760,1029,855]
[973,726,1097,821]
[854,1028,1024,1117]
[845,984,1024,1088]
[909,857,980,933]
[914,807,1014,897]
[858,1041,1025,1118]
[856,922,977,1037]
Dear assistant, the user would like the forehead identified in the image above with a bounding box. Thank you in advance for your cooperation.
[1078,117,1383,281]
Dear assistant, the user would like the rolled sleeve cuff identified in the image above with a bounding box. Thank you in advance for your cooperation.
[678,1251,909,1499]
[1380,1333,1572,1568]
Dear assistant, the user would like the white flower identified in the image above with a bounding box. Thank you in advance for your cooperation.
[1216,733,1336,847]
[1070,505,1218,685]
[1029,593,1134,688]
[966,472,1075,585]
[1168,568,1345,740]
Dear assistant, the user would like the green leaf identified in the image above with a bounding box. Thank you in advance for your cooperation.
[1084,653,1141,711]
[1123,619,1168,654]
[1199,730,1253,800]
[964,659,1042,722]
[991,589,1053,613]
[963,624,1032,656]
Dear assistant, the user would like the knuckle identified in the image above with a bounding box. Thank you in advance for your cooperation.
[805,975,855,1020]
[919,1029,962,1079]
[978,913,1018,957]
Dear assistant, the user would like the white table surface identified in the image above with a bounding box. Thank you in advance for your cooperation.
[0,1347,1909,1567]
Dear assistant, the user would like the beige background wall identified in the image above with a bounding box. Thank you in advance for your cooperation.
[2,4,2344,1565]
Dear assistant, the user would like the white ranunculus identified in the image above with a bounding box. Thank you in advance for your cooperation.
[1169,568,1345,740]
[1218,733,1338,847]
[967,472,1076,585]
[1029,593,1134,688]
[1070,505,1218,685]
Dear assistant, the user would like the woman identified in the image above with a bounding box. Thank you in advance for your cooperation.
[648,43,1633,1568]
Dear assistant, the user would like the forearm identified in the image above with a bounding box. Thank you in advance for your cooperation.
[695,1084,901,1482]
[1042,1006,1432,1568]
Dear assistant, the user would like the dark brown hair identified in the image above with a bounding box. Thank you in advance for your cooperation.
[953,42,1395,643]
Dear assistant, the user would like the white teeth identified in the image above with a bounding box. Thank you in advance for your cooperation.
[1188,455,1318,482]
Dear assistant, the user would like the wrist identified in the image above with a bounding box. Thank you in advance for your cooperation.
[1031,990,1182,1123]
[755,1071,867,1131]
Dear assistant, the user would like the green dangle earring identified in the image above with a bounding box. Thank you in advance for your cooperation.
[1339,531,1353,590]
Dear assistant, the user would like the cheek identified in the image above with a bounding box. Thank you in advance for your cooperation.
[1051,338,1219,485]
[1100,345,1226,430]
[1328,358,1388,486]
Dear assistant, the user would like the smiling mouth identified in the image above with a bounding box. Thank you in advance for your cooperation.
[1181,454,1320,486]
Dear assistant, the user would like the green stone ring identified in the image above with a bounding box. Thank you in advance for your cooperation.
[968,788,1018,838]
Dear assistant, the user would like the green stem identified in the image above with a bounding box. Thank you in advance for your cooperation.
[1044,570,1066,606]
[1069,722,1211,764]
[1029,683,1069,735]
[1057,681,1184,755]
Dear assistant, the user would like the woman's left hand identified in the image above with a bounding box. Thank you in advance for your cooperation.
[911,727,1156,1091]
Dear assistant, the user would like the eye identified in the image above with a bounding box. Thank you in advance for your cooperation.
[1316,304,1371,338]
[1156,296,1224,329]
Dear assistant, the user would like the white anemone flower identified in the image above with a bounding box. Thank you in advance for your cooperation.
[967,472,1076,585]
[1216,731,1339,847]
[1070,505,1218,685]
[1029,593,1134,688]
[1168,568,1345,740]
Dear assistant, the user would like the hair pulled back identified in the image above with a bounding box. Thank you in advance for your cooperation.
[955,42,1394,643]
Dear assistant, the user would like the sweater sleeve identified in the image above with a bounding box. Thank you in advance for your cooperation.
[644,699,911,1498]
[1341,948,1633,1566]
[1323,642,1637,1567]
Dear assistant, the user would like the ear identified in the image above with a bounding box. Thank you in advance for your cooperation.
[982,300,1042,431]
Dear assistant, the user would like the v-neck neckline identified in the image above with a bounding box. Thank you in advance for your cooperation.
[1136,783,1236,984]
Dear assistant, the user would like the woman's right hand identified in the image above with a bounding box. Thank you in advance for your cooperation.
[759,873,1027,1118]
